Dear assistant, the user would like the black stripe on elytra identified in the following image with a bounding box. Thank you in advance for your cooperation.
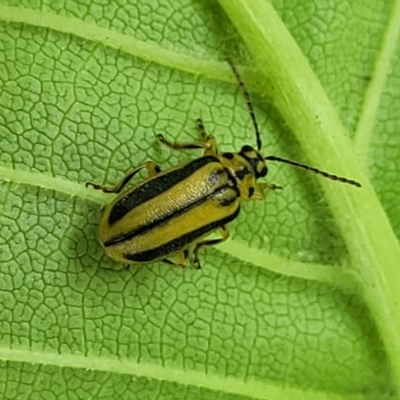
[108,155,219,225]
[123,205,241,262]
[104,171,239,247]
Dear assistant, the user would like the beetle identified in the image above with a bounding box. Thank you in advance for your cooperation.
[86,61,361,269]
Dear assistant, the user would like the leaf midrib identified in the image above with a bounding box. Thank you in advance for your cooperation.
[216,0,400,389]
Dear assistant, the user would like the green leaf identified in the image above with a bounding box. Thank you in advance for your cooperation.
[0,1,398,399]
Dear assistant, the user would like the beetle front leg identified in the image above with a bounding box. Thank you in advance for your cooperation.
[192,225,229,269]
[86,161,161,194]
[251,182,282,200]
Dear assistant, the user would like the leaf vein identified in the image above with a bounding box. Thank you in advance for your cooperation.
[354,0,400,161]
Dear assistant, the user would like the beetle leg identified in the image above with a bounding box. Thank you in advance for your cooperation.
[193,225,229,269]
[251,182,282,200]
[86,161,161,194]
[196,117,208,141]
[157,118,218,157]
[175,249,190,267]
[157,134,205,151]
[196,118,218,156]
[161,257,186,269]
[183,249,190,264]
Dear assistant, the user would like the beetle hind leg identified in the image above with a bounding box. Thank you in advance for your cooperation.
[160,249,190,269]
[161,258,184,268]
[193,225,229,269]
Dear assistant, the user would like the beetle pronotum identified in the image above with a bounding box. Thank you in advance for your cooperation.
[87,61,360,268]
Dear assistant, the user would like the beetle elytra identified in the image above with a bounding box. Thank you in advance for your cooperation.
[87,61,361,268]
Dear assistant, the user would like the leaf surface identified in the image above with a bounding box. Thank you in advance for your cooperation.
[0,1,399,399]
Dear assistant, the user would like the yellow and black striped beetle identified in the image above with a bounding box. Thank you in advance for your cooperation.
[87,61,361,269]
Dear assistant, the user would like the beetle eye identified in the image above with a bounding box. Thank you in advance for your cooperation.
[258,165,268,178]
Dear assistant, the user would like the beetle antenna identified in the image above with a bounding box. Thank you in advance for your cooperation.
[227,59,262,151]
[265,155,361,187]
